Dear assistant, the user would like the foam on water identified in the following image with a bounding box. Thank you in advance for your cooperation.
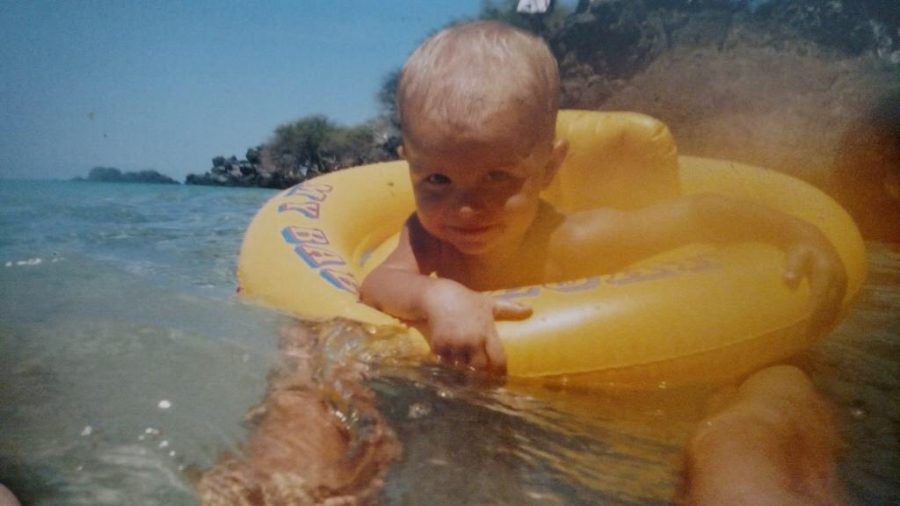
[0,180,283,505]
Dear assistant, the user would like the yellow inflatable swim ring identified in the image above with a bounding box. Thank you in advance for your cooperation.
[238,110,866,388]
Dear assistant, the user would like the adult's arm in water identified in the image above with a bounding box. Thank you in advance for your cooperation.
[359,222,530,373]
[562,193,848,335]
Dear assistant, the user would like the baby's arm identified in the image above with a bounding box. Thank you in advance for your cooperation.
[359,223,530,372]
[570,194,848,334]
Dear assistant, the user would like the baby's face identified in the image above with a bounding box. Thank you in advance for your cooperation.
[402,127,559,257]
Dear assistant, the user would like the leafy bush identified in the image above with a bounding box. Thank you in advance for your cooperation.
[266,115,387,177]
[377,69,402,130]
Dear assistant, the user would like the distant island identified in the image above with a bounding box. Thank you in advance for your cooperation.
[74,166,179,185]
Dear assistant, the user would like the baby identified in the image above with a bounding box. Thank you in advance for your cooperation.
[360,21,850,504]
[360,21,847,373]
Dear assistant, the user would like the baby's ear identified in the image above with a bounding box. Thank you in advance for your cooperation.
[542,138,568,187]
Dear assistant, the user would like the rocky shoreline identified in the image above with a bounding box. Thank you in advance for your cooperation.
[185,118,400,189]
[183,148,296,189]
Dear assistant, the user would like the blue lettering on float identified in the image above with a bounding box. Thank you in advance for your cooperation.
[320,268,360,293]
[295,243,346,269]
[282,226,330,246]
[545,277,602,293]
[493,286,542,300]
[488,254,723,300]
[279,225,359,294]
[278,202,321,219]
[278,182,334,219]
[605,255,722,286]
[284,183,333,200]
[605,265,677,286]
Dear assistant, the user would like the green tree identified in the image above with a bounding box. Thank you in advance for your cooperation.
[269,115,339,175]
[267,115,378,176]
[377,69,402,130]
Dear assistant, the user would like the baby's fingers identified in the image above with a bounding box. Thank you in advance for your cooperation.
[484,332,507,374]
[492,299,533,321]
[434,337,504,373]
[437,346,472,368]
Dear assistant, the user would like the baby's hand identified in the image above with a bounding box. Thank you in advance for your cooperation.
[782,227,848,336]
[421,281,532,373]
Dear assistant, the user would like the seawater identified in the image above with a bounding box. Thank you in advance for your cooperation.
[0,179,897,505]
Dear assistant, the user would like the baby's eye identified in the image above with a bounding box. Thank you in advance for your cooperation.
[425,174,451,185]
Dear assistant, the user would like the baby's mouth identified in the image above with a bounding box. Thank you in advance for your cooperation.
[447,224,498,235]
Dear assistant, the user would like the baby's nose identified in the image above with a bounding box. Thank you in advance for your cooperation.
[454,190,487,217]
[457,203,476,219]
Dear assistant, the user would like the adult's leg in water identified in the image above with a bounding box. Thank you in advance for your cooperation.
[682,365,849,506]
[0,484,21,506]
[196,322,400,505]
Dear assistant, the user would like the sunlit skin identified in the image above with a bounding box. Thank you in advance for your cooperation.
[403,121,566,289]
[0,483,20,506]
[360,115,848,373]
[683,365,850,505]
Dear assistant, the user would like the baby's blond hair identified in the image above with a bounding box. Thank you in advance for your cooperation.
[397,21,560,150]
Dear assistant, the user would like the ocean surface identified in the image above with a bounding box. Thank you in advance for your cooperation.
[0,179,897,505]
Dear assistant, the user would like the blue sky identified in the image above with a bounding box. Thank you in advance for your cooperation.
[0,1,492,180]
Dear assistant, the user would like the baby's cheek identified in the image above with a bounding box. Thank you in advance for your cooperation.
[414,192,447,215]
[414,206,446,237]
[503,192,538,214]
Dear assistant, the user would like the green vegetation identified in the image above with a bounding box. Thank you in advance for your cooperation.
[187,114,398,188]
[377,69,402,130]
[267,115,380,177]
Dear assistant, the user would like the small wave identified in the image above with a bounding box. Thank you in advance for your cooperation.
[3,257,64,268]
[54,443,194,505]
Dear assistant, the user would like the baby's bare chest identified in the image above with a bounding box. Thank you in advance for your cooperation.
[434,246,559,291]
